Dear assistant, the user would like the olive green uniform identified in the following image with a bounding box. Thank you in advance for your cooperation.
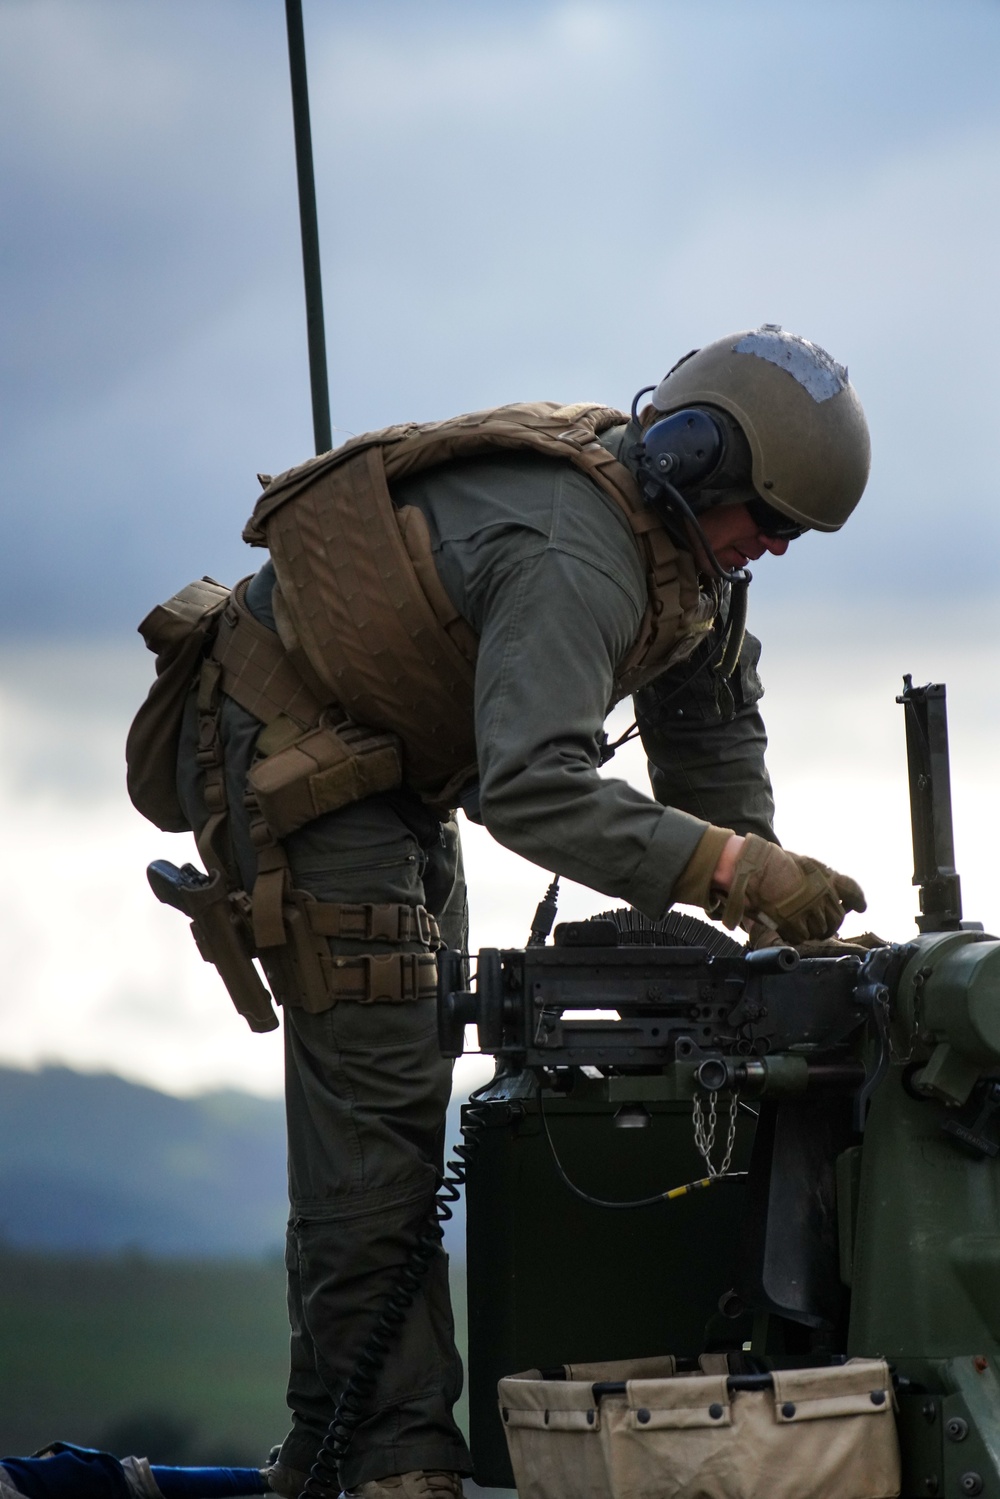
[176,427,775,1488]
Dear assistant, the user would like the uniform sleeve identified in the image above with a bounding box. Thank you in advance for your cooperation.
[473,544,712,919]
[634,623,778,843]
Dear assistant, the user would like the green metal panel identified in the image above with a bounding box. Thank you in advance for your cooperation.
[849,1067,1000,1361]
[893,1363,1000,1497]
[464,1090,754,1487]
[895,1390,947,1499]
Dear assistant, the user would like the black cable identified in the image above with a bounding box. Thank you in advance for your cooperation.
[602,633,730,767]
[652,476,751,589]
[716,573,749,679]
[298,1083,494,1498]
[600,612,742,767]
[528,877,561,946]
[598,721,642,765]
[630,385,656,423]
[537,1085,746,1210]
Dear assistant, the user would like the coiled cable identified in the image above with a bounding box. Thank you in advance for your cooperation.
[298,1081,494,1499]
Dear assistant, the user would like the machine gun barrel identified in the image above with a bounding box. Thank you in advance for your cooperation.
[897,675,962,932]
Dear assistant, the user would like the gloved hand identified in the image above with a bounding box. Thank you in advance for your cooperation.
[744,925,884,953]
[794,931,887,958]
[719,833,866,945]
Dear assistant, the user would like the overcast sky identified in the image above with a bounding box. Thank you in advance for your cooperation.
[4,0,1000,631]
[2,0,999,1094]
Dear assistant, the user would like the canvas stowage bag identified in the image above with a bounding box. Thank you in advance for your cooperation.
[498,1358,900,1499]
[498,1359,677,1499]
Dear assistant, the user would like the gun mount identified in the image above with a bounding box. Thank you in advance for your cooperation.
[445,681,1000,1497]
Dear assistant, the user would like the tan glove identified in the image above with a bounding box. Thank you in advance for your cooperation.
[748,928,884,955]
[720,833,866,946]
[795,931,887,958]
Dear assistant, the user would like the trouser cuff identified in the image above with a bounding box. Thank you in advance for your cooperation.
[340,1441,474,1492]
[278,1435,328,1476]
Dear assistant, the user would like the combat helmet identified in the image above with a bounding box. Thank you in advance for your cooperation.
[649,325,871,532]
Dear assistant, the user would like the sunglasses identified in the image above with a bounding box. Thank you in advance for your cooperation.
[746,495,807,542]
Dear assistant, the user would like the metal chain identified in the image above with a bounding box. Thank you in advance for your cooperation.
[692,1090,717,1161]
[692,1089,739,1178]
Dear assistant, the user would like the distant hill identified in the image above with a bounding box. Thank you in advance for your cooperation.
[0,1065,468,1258]
[0,1066,287,1256]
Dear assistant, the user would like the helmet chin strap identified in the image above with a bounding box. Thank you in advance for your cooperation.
[629,391,751,680]
[629,409,751,682]
[643,469,752,590]
[651,476,752,682]
[629,394,750,588]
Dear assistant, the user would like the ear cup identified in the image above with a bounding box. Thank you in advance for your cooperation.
[638,408,725,492]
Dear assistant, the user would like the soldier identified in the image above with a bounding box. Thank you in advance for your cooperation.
[130,325,870,1499]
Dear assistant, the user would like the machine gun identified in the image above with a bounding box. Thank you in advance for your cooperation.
[441,681,1000,1498]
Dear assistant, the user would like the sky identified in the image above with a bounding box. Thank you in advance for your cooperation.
[2,0,999,1097]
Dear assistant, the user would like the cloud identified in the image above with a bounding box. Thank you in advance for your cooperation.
[3,0,1000,632]
[2,617,999,1097]
[0,2,293,417]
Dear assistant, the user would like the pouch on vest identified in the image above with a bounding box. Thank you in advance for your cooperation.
[126,577,231,832]
[247,719,403,840]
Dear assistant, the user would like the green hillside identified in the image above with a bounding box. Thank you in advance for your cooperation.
[0,1247,469,1466]
[0,1248,287,1462]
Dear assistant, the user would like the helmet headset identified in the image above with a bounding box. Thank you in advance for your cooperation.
[627,325,869,684]
[629,389,802,586]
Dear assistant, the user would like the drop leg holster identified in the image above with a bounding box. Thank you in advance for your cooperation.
[184,581,441,1024]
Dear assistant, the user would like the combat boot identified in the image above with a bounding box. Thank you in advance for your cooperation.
[341,1472,464,1499]
[261,1459,313,1499]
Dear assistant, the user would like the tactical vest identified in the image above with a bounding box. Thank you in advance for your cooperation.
[131,404,721,1026]
[243,402,717,803]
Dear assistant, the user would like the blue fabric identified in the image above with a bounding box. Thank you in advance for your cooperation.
[149,1469,266,1498]
[2,1446,130,1499]
[1,1447,266,1499]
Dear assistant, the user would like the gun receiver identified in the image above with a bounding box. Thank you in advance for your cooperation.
[897,674,963,932]
[147,859,279,1033]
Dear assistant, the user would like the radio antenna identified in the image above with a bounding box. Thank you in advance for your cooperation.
[284,0,332,454]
